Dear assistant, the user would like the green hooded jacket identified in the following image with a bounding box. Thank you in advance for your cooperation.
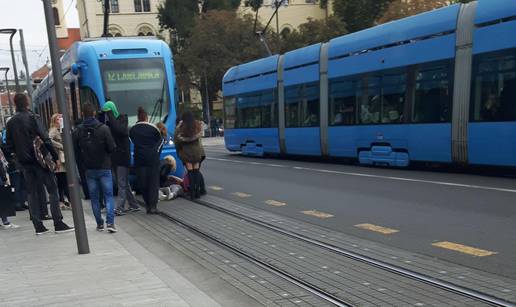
[102,100,120,119]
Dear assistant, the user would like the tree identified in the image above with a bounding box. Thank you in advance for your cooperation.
[378,0,466,24]
[177,11,264,117]
[332,0,393,33]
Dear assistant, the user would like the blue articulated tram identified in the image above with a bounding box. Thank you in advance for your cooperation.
[32,38,183,175]
[223,0,516,167]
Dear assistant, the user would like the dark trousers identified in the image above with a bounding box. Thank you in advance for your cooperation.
[56,172,70,203]
[22,164,63,228]
[136,166,159,211]
[11,171,27,208]
[77,163,90,199]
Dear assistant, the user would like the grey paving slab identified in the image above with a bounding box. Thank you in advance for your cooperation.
[0,209,219,307]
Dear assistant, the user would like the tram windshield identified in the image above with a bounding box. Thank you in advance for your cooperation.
[100,58,169,126]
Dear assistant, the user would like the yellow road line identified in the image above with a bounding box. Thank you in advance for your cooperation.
[355,223,399,235]
[232,192,252,198]
[264,200,287,207]
[208,186,224,191]
[432,241,497,257]
[301,210,334,219]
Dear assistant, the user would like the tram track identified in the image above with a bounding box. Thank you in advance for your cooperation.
[158,198,515,307]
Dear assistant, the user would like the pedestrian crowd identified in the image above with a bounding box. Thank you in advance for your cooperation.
[0,93,206,235]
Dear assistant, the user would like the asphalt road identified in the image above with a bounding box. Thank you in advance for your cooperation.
[199,138,516,280]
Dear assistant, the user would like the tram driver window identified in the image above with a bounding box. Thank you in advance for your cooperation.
[471,50,516,122]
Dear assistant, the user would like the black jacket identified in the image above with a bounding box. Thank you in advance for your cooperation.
[129,122,163,168]
[4,110,58,166]
[104,111,131,167]
[73,117,116,170]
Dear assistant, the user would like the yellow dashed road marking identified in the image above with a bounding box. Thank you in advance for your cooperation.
[232,192,252,198]
[432,241,497,257]
[264,200,287,207]
[355,223,399,235]
[208,186,224,191]
[301,210,334,219]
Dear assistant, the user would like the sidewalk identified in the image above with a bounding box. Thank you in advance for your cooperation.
[0,209,222,307]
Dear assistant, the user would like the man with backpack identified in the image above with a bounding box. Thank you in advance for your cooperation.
[4,93,74,235]
[73,103,117,233]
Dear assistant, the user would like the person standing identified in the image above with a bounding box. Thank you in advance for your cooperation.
[49,113,71,210]
[73,104,117,233]
[4,93,74,235]
[129,107,164,214]
[174,111,206,200]
[101,100,140,215]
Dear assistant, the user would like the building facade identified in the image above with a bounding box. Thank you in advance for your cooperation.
[76,0,163,39]
[240,0,331,34]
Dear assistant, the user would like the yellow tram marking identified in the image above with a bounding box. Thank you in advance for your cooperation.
[264,200,287,207]
[208,186,224,191]
[232,192,252,198]
[432,241,497,257]
[355,223,399,235]
[301,210,334,219]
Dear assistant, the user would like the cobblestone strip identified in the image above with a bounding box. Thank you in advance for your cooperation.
[204,194,516,303]
[126,212,334,307]
[162,201,487,306]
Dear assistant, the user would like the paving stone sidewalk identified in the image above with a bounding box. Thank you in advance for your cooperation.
[0,210,222,307]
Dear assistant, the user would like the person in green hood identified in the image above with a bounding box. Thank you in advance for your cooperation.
[102,99,141,215]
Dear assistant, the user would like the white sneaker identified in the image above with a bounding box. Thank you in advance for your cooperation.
[2,223,19,229]
[158,190,166,201]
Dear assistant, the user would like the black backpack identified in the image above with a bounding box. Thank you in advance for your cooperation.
[77,123,104,169]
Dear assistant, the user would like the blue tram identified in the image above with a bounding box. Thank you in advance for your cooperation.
[32,38,183,174]
[222,0,516,167]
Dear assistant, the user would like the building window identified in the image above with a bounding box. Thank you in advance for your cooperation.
[53,7,60,26]
[134,0,151,12]
[111,0,119,13]
[137,26,154,36]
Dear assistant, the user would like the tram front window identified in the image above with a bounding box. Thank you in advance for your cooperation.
[100,58,169,126]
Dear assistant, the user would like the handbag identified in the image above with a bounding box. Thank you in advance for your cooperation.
[33,136,57,171]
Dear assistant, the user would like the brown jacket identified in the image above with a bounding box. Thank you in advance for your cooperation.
[173,121,205,163]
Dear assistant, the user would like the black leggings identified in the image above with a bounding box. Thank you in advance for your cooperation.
[55,172,70,203]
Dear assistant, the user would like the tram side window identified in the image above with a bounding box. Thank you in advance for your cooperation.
[381,71,406,124]
[471,49,516,122]
[285,83,320,128]
[79,87,100,112]
[413,61,452,123]
[235,90,276,128]
[359,76,381,124]
[329,78,357,126]
[224,96,236,129]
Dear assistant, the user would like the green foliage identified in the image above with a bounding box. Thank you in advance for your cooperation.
[332,0,393,33]
[157,0,198,39]
[377,0,468,24]
[244,0,263,12]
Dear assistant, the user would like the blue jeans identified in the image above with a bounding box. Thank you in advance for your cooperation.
[86,169,115,226]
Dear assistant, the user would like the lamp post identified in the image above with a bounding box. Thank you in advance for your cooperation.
[0,29,20,92]
[0,67,13,115]
[42,0,90,254]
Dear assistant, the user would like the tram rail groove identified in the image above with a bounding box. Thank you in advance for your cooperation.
[157,210,354,307]
[193,198,515,307]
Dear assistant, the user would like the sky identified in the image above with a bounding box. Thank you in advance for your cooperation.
[0,0,80,78]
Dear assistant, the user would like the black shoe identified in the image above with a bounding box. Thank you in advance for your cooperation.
[150,208,160,215]
[96,224,104,232]
[106,224,117,233]
[115,209,126,216]
[55,221,75,234]
[35,225,49,235]
[129,206,141,212]
[42,215,52,221]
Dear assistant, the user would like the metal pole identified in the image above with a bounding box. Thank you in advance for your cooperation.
[4,71,13,115]
[102,0,110,37]
[19,29,33,99]
[8,31,20,92]
[203,70,210,127]
[42,0,90,254]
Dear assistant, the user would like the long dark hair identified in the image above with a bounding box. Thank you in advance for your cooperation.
[180,111,198,138]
